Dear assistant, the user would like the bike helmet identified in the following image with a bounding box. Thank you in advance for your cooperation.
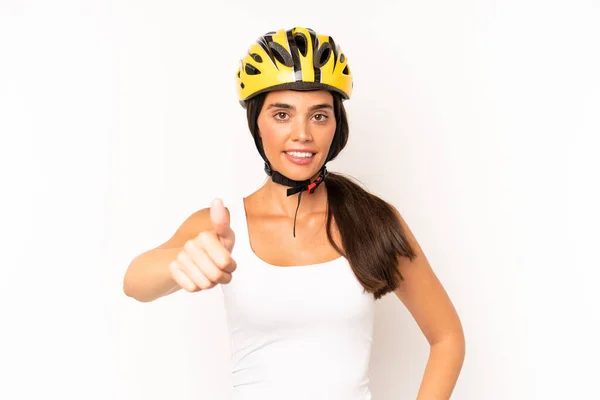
[236,26,353,108]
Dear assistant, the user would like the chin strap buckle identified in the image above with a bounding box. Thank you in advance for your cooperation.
[308,167,327,194]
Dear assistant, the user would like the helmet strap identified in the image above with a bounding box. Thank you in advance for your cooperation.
[265,162,328,238]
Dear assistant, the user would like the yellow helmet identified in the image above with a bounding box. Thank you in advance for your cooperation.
[236,27,353,108]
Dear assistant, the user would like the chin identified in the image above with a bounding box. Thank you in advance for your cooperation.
[276,168,316,182]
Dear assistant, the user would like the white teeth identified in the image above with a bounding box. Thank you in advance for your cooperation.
[286,151,313,158]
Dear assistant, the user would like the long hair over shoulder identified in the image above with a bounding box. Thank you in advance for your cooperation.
[245,92,417,299]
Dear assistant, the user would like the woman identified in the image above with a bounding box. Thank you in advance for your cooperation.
[123,27,465,400]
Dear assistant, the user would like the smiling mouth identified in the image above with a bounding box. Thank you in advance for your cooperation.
[284,151,315,158]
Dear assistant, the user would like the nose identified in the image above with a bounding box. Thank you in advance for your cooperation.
[291,118,313,142]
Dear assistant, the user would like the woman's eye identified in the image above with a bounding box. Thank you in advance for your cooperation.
[313,113,328,122]
[274,112,288,121]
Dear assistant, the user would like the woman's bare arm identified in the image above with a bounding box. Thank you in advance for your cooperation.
[393,209,466,399]
[122,208,212,302]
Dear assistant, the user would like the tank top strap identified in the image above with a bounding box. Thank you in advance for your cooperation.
[224,196,250,258]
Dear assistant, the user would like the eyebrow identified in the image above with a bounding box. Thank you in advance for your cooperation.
[266,103,333,112]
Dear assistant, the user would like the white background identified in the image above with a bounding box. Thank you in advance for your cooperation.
[1,0,599,399]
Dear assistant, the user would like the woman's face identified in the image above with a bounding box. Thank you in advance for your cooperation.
[257,89,336,182]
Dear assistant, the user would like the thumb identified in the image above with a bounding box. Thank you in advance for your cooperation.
[210,198,235,251]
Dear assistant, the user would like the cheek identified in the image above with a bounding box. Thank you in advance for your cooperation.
[319,125,337,150]
[258,119,286,153]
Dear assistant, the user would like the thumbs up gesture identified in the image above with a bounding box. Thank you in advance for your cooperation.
[169,199,237,292]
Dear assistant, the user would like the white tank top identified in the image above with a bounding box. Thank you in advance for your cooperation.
[220,197,375,400]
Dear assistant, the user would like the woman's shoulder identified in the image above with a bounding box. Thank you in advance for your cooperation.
[155,203,233,249]
[179,203,234,232]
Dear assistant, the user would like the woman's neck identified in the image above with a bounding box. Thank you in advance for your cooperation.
[255,178,329,219]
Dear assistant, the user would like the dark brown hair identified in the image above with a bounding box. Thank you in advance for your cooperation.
[246,92,417,299]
